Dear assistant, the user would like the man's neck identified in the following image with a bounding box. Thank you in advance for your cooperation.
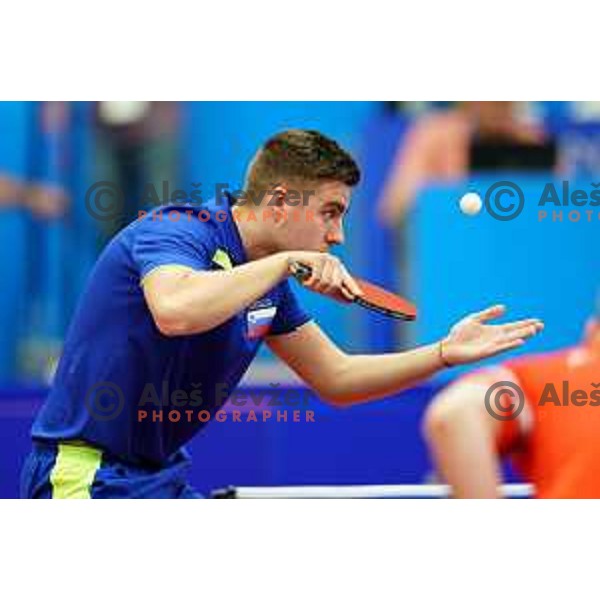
[232,206,276,262]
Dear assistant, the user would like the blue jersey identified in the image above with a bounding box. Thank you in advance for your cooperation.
[31,200,311,465]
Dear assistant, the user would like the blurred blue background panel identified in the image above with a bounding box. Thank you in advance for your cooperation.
[0,102,31,382]
[182,101,376,347]
[408,176,600,374]
[0,388,44,496]
[352,111,409,351]
[557,122,600,177]
[187,387,436,495]
[182,101,376,195]
[66,102,98,312]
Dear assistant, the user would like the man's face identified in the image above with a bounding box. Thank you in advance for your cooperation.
[276,180,351,253]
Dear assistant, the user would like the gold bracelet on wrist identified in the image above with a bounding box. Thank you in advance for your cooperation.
[438,340,454,368]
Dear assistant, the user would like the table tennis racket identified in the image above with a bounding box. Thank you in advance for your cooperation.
[290,262,417,321]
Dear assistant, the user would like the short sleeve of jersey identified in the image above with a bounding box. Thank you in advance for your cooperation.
[269,280,312,336]
[132,209,215,280]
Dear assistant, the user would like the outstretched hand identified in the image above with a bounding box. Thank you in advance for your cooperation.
[441,305,544,366]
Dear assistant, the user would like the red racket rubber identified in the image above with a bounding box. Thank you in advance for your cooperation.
[291,262,417,321]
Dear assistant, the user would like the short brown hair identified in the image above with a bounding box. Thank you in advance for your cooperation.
[244,129,361,199]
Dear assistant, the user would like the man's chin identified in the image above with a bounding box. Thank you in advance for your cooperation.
[283,244,327,253]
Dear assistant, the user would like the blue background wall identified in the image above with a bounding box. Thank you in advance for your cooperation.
[0,103,30,381]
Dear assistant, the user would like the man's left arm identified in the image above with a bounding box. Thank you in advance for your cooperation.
[268,322,444,404]
[267,305,543,406]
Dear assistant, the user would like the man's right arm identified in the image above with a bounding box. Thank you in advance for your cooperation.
[142,253,291,336]
[142,251,362,337]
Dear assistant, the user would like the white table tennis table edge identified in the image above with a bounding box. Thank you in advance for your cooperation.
[228,484,534,498]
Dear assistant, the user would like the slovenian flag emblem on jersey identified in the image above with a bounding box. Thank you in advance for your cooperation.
[246,306,277,340]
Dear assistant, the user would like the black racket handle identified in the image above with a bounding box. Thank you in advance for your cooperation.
[290,262,313,282]
[290,261,355,305]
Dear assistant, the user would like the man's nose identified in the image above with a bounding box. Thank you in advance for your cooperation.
[325,226,344,246]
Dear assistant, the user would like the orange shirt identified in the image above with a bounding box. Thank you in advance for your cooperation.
[505,347,600,498]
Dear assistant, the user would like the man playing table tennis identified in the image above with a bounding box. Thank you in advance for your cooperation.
[424,308,600,498]
[22,129,543,498]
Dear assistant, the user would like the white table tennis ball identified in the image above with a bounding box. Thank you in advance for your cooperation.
[459,192,482,216]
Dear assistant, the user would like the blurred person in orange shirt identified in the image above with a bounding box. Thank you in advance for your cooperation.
[423,309,600,499]
[378,101,549,224]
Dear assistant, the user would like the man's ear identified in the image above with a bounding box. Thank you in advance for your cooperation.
[268,185,287,206]
[269,184,290,224]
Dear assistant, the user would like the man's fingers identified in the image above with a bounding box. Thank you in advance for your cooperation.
[340,266,363,299]
[340,285,355,301]
[501,328,537,344]
[501,321,544,341]
[311,260,333,293]
[315,261,340,295]
[304,263,324,288]
[490,338,526,355]
[303,258,349,298]
[502,318,544,332]
[472,304,506,323]
[329,269,344,296]
[292,254,362,301]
